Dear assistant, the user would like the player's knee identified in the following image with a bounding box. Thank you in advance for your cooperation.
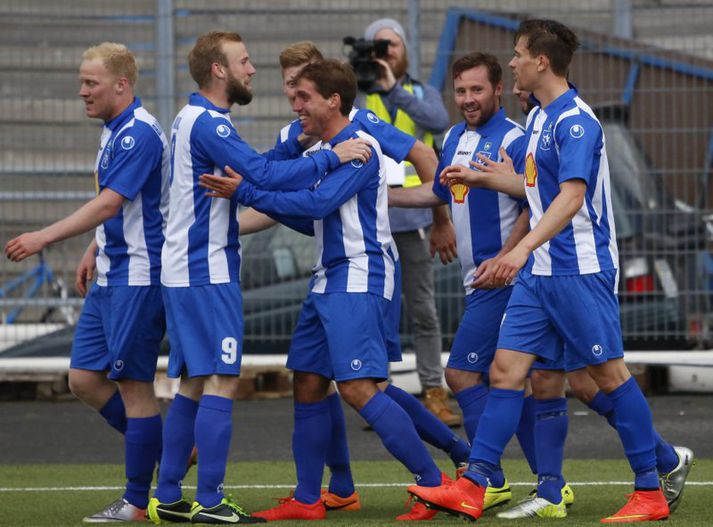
[531,369,566,398]
[68,369,104,403]
[337,379,378,410]
[566,370,599,403]
[445,367,481,393]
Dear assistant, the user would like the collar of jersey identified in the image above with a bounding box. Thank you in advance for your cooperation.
[189,92,230,114]
[105,97,141,131]
[462,107,507,138]
[327,122,360,148]
[530,82,578,115]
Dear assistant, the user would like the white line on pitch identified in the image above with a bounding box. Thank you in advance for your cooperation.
[1,481,713,492]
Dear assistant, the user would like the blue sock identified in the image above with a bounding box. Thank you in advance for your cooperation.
[589,390,678,474]
[385,384,470,466]
[359,391,441,487]
[516,395,538,475]
[324,393,354,498]
[466,388,525,487]
[155,394,199,504]
[653,431,679,475]
[534,398,568,504]
[99,391,127,434]
[607,378,658,490]
[194,395,233,508]
[123,414,162,509]
[454,383,489,443]
[293,400,330,504]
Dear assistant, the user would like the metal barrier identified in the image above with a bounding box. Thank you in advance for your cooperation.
[1,0,712,352]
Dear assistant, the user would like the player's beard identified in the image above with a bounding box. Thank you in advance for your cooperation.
[226,71,253,106]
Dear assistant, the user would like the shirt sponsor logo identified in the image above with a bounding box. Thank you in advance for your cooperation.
[120,135,135,150]
[570,124,585,138]
[450,182,469,204]
[525,152,538,187]
[216,124,231,138]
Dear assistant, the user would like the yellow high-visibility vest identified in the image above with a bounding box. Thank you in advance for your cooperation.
[366,83,434,188]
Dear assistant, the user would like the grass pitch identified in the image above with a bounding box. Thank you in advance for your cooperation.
[1,458,710,526]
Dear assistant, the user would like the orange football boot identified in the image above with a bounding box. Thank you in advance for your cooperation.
[320,489,361,511]
[408,475,484,521]
[601,490,669,523]
[252,497,326,521]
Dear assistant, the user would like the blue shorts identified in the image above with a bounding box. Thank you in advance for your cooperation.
[163,283,244,378]
[70,284,164,382]
[498,269,623,368]
[287,292,389,382]
[447,286,512,373]
[385,260,403,363]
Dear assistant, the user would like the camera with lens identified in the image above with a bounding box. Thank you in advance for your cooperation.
[343,36,390,91]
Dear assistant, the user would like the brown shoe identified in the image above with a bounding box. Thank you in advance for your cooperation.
[423,387,461,427]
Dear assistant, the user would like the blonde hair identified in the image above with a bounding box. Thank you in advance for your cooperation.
[82,42,138,86]
[279,41,323,70]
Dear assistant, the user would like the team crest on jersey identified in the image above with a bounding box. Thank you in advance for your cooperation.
[120,135,135,150]
[570,124,585,138]
[473,151,491,165]
[450,182,469,204]
[540,130,552,151]
[350,359,362,371]
[216,124,231,138]
[525,153,537,187]
[367,112,380,124]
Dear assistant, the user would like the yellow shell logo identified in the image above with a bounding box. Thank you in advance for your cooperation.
[525,153,537,187]
[450,182,469,204]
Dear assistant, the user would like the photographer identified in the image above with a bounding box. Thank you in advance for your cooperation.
[355,18,459,427]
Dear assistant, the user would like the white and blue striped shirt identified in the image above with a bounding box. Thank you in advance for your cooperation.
[238,122,396,299]
[433,109,525,293]
[162,93,341,287]
[94,98,169,287]
[523,88,618,275]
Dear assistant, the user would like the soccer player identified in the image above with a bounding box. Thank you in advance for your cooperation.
[147,32,369,525]
[409,19,671,522]
[223,59,448,522]
[200,41,471,521]
[452,86,694,518]
[5,42,168,522]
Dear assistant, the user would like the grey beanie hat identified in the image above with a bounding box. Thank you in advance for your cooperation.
[364,18,408,46]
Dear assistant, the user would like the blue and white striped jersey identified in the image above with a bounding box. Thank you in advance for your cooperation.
[523,88,618,276]
[432,109,525,294]
[238,122,396,300]
[94,97,169,287]
[161,93,342,287]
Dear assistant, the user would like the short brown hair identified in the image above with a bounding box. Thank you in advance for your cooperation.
[295,60,356,116]
[514,19,579,77]
[452,52,502,86]
[82,42,138,86]
[279,41,324,70]
[189,31,243,88]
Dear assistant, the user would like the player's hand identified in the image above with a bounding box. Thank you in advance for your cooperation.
[373,58,397,91]
[333,138,372,164]
[429,218,457,264]
[470,147,516,178]
[491,245,529,287]
[4,232,48,262]
[439,164,486,187]
[297,133,320,150]
[199,166,243,198]
[75,245,96,297]
[471,256,499,289]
